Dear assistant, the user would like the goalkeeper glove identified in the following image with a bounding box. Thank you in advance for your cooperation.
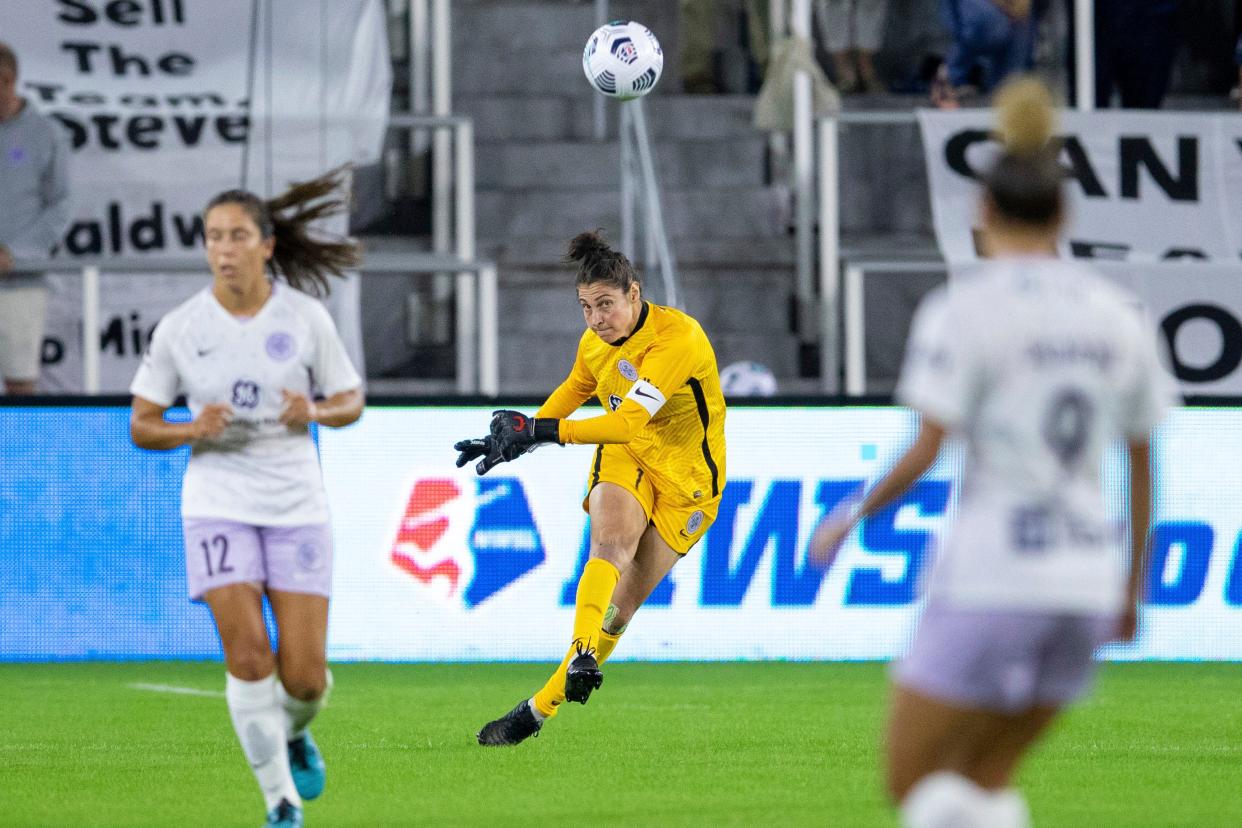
[489,409,561,461]
[453,435,507,475]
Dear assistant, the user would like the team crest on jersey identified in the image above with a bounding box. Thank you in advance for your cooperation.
[265,331,296,362]
[389,476,546,608]
[618,359,638,381]
[686,510,704,534]
[608,394,623,411]
[296,543,322,571]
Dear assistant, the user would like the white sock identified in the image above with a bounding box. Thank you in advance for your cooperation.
[527,698,546,722]
[226,673,301,811]
[900,771,992,828]
[988,788,1031,828]
[278,669,333,740]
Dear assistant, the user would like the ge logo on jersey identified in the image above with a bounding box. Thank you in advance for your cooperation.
[231,380,261,409]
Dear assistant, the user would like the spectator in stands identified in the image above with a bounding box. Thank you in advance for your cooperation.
[0,41,71,395]
[681,0,769,92]
[817,0,889,93]
[1235,31,1242,109]
[1069,0,1179,109]
[933,0,1039,108]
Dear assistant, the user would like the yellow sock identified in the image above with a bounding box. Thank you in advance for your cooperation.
[597,629,622,663]
[532,559,619,717]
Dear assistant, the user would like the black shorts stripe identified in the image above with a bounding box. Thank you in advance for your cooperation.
[687,377,720,498]
[591,444,604,488]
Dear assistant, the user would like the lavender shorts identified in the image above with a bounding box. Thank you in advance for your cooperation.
[892,602,1116,714]
[183,518,333,602]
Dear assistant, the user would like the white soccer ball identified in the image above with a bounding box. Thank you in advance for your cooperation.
[719,361,779,397]
[582,21,663,101]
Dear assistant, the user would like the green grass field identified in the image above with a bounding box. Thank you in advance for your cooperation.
[2,662,1239,827]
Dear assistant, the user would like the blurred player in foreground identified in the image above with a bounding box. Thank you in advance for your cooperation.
[456,230,727,746]
[130,170,364,828]
[809,77,1173,827]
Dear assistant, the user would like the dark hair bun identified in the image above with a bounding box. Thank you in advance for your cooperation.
[567,230,612,263]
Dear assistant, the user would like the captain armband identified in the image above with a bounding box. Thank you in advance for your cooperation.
[624,378,667,417]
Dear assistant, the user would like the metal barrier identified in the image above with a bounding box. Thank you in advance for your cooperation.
[807,3,1099,395]
[15,252,499,398]
[842,260,946,395]
[619,98,680,308]
[816,111,922,393]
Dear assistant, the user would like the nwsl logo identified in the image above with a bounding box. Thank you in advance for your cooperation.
[389,477,545,607]
[611,37,638,65]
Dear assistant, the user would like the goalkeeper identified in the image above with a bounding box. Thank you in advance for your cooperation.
[456,230,727,746]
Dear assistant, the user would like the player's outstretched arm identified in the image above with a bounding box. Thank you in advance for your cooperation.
[130,396,232,450]
[808,415,946,569]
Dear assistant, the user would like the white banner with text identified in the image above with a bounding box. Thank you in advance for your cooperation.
[920,110,1242,395]
[3,0,390,390]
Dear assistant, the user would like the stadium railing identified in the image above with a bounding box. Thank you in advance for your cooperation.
[841,260,945,395]
[13,251,499,397]
[796,0,1099,393]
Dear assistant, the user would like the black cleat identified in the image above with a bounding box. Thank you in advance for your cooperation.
[477,699,542,746]
[564,647,604,704]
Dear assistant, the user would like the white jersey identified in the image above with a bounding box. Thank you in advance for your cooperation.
[130,282,362,526]
[897,258,1175,614]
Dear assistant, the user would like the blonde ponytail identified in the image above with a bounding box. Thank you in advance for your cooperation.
[994,76,1058,157]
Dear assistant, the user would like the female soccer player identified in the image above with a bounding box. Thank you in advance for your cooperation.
[457,230,727,746]
[130,170,364,828]
[810,78,1173,827]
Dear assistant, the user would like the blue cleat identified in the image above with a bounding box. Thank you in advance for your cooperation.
[264,798,302,827]
[288,733,326,800]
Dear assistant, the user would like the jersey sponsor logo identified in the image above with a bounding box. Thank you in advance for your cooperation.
[265,331,296,362]
[608,394,623,411]
[231,379,260,409]
[625,378,666,416]
[618,359,638,381]
[389,476,546,608]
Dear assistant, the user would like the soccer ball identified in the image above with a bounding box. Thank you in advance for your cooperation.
[719,361,779,397]
[582,21,663,101]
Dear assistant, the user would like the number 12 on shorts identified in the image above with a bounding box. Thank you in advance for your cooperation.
[200,534,234,577]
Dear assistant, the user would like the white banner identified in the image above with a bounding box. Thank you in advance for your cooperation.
[3,0,391,390]
[920,110,1242,395]
[317,407,1242,661]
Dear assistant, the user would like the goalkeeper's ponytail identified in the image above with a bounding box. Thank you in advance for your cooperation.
[565,230,640,296]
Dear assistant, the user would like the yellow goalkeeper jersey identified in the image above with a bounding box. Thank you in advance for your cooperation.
[538,301,726,503]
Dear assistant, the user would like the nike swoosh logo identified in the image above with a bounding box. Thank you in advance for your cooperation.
[634,388,656,400]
